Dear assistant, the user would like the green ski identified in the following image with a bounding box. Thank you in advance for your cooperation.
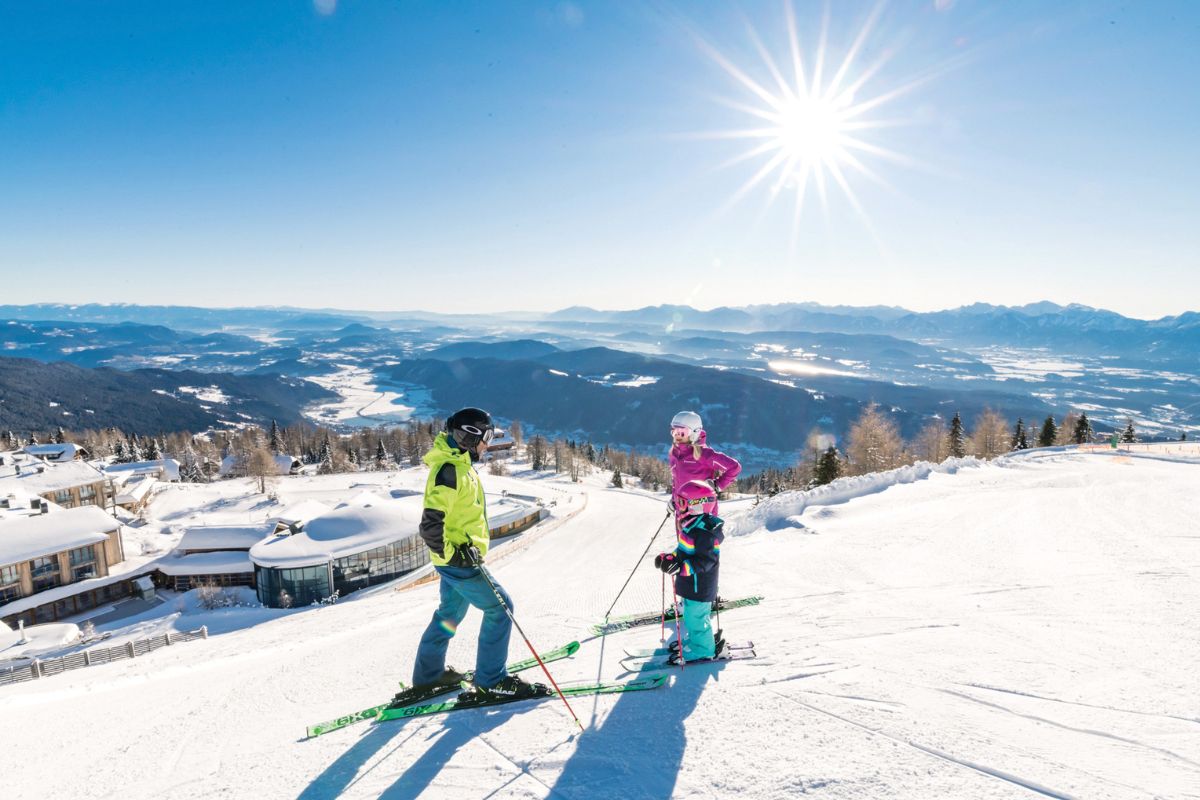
[592,595,763,636]
[377,674,669,722]
[305,640,580,738]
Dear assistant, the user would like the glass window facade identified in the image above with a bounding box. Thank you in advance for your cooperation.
[69,545,96,567]
[255,534,429,608]
[0,564,18,586]
[30,556,60,592]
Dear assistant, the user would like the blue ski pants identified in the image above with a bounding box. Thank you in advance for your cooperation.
[679,597,716,661]
[413,565,513,689]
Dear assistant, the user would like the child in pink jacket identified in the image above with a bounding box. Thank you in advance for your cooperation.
[669,410,741,516]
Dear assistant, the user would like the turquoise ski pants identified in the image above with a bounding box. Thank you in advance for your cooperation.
[679,597,716,660]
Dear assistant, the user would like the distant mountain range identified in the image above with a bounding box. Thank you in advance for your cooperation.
[1,302,1196,458]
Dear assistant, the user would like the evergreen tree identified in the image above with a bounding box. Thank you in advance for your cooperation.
[1072,413,1093,444]
[610,468,623,488]
[1182,432,1188,441]
[947,412,967,458]
[1011,418,1028,450]
[54,426,66,445]
[269,420,284,454]
[1121,419,1136,443]
[529,436,547,471]
[375,439,389,470]
[28,432,39,446]
[1037,416,1057,448]
[812,446,842,486]
[146,437,162,461]
[127,436,144,462]
[113,440,130,464]
[1,431,12,449]
[317,438,336,475]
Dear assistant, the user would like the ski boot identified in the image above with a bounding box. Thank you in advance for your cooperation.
[456,674,552,707]
[667,631,726,666]
[388,666,468,708]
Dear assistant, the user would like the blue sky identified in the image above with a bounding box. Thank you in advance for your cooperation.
[1,1,1196,319]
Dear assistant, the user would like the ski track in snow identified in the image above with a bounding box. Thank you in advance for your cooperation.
[3,446,1200,799]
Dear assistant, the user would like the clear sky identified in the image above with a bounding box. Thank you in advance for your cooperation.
[1,1,1197,319]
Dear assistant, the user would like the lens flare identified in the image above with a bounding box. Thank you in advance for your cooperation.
[691,2,941,240]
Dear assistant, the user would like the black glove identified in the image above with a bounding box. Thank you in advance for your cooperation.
[447,543,482,568]
[654,552,681,575]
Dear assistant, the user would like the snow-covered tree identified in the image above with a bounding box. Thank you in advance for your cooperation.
[269,419,284,454]
[947,412,967,459]
[317,438,336,475]
[1011,418,1029,451]
[1037,416,1057,448]
[54,426,66,445]
[146,437,162,461]
[1121,419,1136,443]
[610,468,623,488]
[375,439,389,470]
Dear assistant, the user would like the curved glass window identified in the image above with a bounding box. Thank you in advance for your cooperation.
[255,535,430,607]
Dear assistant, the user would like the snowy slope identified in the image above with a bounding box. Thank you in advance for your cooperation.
[2,447,1199,799]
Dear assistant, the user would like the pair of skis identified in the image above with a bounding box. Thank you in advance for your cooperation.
[305,641,665,738]
[306,594,764,738]
[592,595,763,635]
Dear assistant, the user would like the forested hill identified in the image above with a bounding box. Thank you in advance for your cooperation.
[0,356,334,435]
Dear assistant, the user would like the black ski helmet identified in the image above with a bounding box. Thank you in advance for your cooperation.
[446,407,495,450]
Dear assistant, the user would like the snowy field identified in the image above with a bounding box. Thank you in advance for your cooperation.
[2,446,1199,799]
[305,365,436,428]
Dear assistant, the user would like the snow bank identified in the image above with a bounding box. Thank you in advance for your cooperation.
[726,456,988,537]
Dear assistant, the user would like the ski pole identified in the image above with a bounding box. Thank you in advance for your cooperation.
[660,570,666,644]
[471,554,585,731]
[673,586,684,672]
[602,507,672,623]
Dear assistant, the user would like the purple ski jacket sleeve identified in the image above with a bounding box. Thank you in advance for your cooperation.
[669,431,742,492]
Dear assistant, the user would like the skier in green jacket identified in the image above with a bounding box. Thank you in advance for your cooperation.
[409,407,547,701]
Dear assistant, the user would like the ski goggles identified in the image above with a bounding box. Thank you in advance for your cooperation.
[460,424,495,444]
[671,425,693,437]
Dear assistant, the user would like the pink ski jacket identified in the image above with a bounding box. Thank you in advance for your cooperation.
[669,430,742,498]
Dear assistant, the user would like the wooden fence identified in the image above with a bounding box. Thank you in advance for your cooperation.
[0,626,208,687]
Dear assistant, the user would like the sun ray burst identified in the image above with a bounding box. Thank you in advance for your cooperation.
[694,1,938,239]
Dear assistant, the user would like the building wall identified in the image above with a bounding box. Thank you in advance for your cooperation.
[37,480,112,511]
[0,527,119,612]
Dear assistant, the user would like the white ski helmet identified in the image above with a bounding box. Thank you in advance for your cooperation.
[670,410,703,443]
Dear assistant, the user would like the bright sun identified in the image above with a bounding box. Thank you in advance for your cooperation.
[694,2,935,236]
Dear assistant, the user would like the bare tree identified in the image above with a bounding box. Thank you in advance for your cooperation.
[971,409,1010,458]
[244,443,279,494]
[914,418,949,463]
[845,403,905,475]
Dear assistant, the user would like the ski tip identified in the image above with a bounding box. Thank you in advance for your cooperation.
[565,640,582,655]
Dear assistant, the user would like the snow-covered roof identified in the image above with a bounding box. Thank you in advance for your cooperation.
[177,522,277,552]
[335,490,386,510]
[156,551,253,576]
[114,475,157,505]
[0,461,108,496]
[0,506,120,567]
[218,454,301,476]
[270,499,330,527]
[102,459,181,482]
[23,443,87,462]
[486,496,540,528]
[250,499,422,569]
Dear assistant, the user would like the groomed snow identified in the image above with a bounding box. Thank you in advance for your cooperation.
[2,446,1198,799]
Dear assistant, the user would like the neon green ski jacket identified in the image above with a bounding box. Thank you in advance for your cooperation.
[418,432,490,566]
